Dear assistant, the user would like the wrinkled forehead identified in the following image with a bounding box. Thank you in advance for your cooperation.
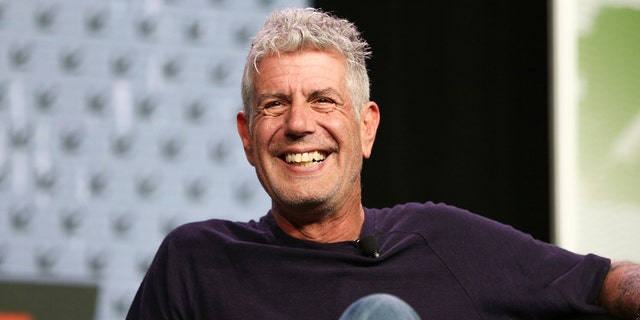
[254,47,346,71]
[254,50,347,89]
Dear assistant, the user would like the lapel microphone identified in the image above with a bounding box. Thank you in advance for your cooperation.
[357,235,380,258]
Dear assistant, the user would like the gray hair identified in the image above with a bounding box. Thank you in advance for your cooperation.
[240,7,372,123]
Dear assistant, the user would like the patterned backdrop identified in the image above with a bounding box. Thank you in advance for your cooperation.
[0,0,308,319]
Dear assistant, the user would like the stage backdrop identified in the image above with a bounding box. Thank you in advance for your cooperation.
[0,1,308,319]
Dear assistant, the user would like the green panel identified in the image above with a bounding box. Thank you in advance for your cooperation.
[0,281,97,320]
[578,7,640,204]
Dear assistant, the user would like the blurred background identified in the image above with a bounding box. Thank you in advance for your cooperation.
[0,0,306,319]
[0,0,638,319]
[314,0,640,260]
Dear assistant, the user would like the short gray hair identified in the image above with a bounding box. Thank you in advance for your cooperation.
[240,7,372,123]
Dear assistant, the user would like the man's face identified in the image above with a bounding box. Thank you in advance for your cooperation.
[237,50,378,216]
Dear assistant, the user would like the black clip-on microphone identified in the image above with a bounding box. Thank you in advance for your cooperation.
[357,235,380,258]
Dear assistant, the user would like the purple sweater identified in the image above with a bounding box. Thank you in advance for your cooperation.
[127,202,610,319]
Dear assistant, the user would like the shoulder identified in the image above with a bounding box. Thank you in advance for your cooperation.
[373,201,476,218]
[369,201,538,251]
[372,201,500,232]
[161,217,269,251]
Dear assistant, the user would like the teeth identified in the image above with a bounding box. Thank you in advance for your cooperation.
[285,151,326,164]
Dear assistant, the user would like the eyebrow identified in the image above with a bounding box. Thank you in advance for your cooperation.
[256,92,290,106]
[309,88,343,102]
[256,88,343,105]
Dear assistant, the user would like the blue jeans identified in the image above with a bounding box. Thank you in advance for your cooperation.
[339,293,421,320]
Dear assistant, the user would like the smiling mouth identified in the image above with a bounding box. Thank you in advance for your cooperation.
[283,151,327,167]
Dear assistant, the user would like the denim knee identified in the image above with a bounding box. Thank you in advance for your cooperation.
[339,293,421,320]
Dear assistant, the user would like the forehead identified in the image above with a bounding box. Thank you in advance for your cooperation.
[254,50,347,92]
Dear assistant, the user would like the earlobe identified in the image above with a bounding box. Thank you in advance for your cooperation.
[360,102,380,159]
[236,111,255,166]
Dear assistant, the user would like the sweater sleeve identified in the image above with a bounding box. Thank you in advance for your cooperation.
[416,202,611,318]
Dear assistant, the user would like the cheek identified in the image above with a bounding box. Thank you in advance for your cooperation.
[328,127,363,161]
[251,120,280,152]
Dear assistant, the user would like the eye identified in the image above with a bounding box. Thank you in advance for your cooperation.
[260,100,288,116]
[311,97,336,113]
[264,100,281,108]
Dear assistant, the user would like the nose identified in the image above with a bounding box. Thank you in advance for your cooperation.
[284,101,315,137]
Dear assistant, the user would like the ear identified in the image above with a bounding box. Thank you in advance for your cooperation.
[360,102,380,159]
[236,111,256,166]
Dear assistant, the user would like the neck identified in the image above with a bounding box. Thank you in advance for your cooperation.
[272,202,365,243]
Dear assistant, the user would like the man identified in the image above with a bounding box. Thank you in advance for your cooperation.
[127,7,640,319]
